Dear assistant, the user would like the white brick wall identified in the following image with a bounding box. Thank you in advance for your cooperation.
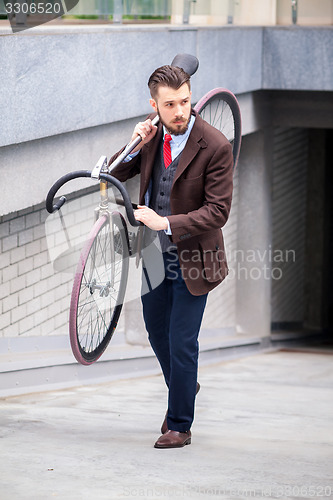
[0,187,101,339]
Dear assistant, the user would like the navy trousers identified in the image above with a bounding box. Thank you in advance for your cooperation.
[141,251,208,432]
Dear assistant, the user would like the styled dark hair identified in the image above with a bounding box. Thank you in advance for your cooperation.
[148,65,191,99]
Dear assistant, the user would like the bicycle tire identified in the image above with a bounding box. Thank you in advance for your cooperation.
[194,88,242,170]
[69,212,129,365]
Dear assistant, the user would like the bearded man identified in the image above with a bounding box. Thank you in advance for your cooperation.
[109,65,233,449]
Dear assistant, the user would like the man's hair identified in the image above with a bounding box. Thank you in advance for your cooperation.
[148,65,191,99]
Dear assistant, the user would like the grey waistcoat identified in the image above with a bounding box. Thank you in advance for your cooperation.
[149,140,182,252]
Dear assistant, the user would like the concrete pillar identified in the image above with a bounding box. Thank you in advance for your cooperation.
[171,0,184,24]
[113,0,123,23]
[236,130,273,337]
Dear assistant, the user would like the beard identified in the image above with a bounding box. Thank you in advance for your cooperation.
[157,107,191,136]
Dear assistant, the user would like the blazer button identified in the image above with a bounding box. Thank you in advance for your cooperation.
[160,192,164,196]
[216,245,220,250]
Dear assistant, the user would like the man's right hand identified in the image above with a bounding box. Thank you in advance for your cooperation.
[130,119,158,153]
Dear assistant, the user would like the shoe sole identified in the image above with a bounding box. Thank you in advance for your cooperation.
[154,438,191,449]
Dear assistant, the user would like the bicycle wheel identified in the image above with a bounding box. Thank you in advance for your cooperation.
[194,88,242,170]
[69,212,129,365]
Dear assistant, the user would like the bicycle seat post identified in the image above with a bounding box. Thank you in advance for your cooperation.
[99,179,109,212]
[91,156,110,216]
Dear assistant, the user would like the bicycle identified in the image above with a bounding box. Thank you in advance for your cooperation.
[46,54,242,365]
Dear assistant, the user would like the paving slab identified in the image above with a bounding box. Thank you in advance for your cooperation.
[0,349,332,500]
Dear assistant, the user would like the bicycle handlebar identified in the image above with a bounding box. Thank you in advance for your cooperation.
[45,117,158,226]
[45,114,159,226]
[45,170,141,227]
[46,115,161,225]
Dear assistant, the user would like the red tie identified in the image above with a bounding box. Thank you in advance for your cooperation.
[163,134,172,168]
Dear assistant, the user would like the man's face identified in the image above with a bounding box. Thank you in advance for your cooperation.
[150,83,192,136]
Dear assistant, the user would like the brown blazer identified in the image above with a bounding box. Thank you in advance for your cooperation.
[109,110,233,296]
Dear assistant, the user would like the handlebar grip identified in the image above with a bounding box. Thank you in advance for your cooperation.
[45,170,91,213]
[53,196,67,211]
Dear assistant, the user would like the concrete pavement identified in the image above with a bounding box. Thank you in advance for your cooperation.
[0,347,332,500]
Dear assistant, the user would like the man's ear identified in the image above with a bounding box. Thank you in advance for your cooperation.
[150,98,157,113]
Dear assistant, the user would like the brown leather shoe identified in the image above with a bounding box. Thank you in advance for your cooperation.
[154,430,191,449]
[161,382,200,434]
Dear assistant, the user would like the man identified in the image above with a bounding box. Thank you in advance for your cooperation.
[109,65,233,449]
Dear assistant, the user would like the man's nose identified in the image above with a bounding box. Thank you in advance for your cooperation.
[175,105,183,117]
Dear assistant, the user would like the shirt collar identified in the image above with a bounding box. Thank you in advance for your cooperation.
[163,114,195,145]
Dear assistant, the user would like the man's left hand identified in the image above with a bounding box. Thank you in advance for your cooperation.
[134,205,168,231]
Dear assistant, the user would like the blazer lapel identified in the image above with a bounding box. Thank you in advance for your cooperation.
[172,112,207,186]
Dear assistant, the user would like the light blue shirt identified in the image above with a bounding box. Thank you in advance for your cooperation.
[123,114,196,235]
[162,113,195,161]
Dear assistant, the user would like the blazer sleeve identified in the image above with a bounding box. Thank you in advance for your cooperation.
[107,147,142,182]
[167,140,233,243]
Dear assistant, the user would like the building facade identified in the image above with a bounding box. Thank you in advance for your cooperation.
[0,9,332,395]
